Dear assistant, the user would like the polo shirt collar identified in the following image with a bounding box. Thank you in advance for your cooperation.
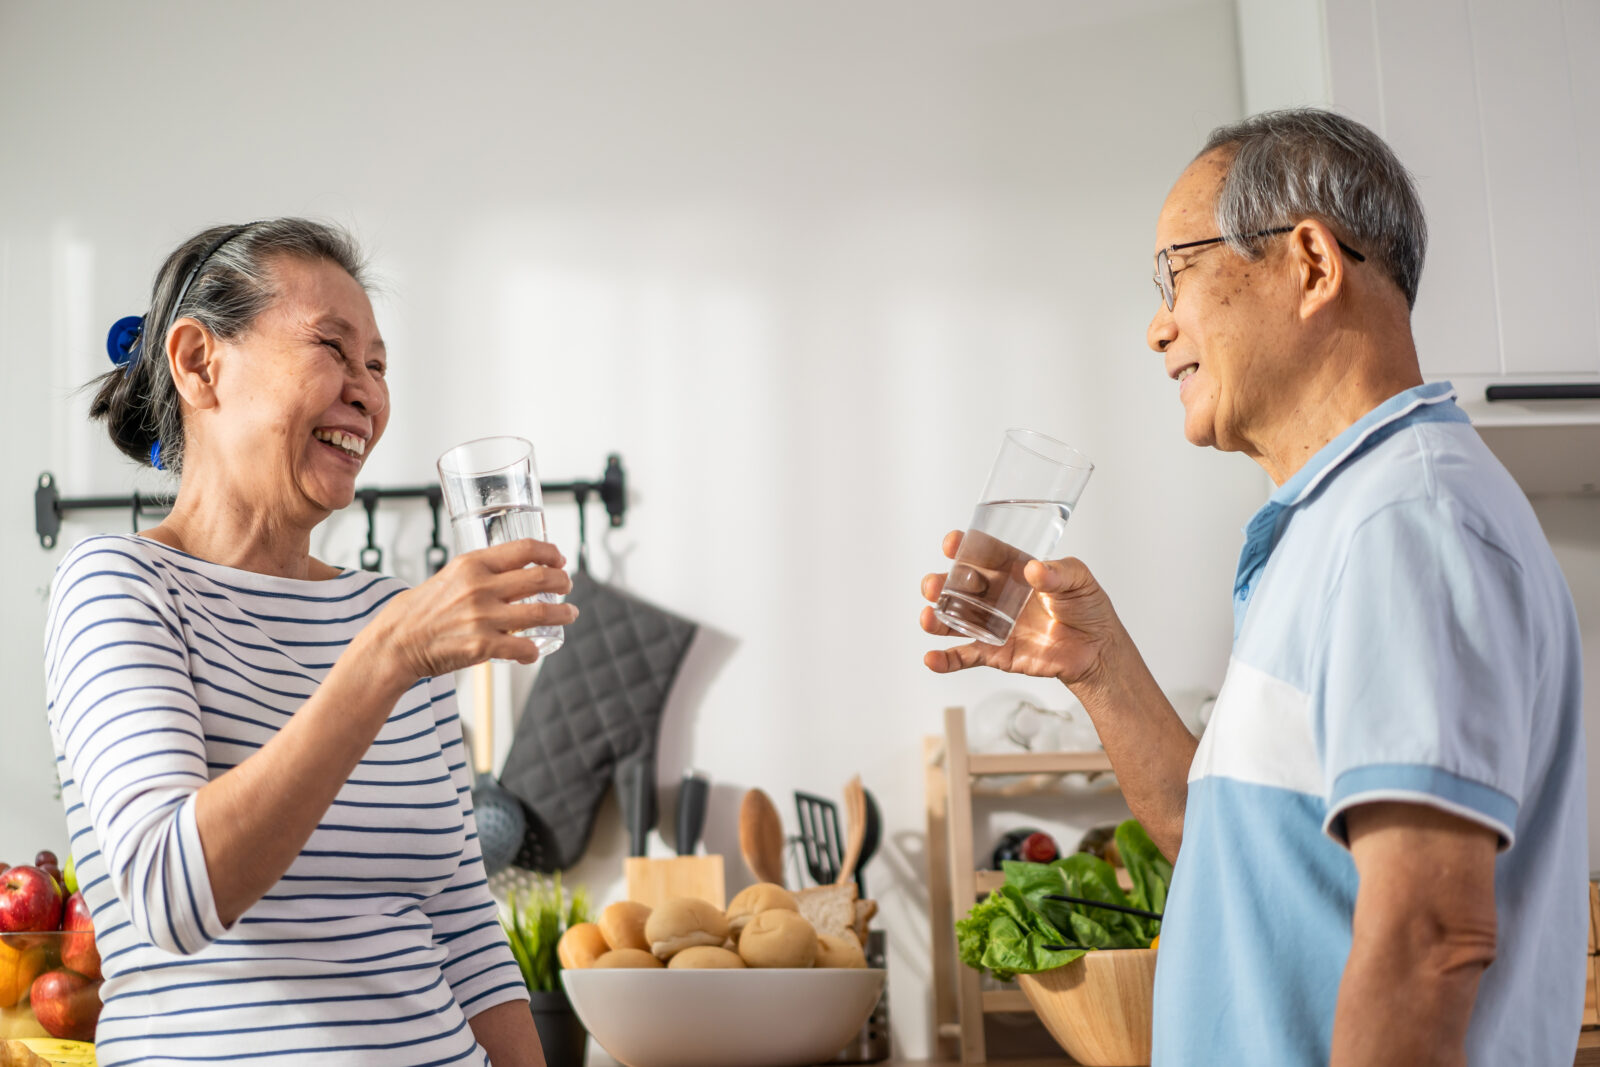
[1230,381,1466,637]
[1267,380,1464,511]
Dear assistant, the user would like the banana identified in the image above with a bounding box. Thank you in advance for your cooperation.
[14,1039,94,1066]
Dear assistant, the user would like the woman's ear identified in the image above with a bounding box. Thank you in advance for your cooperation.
[167,318,219,409]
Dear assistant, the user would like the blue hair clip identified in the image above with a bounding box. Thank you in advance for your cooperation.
[149,440,165,471]
[106,315,145,372]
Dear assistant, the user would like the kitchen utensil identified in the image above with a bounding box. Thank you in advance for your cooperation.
[562,967,885,1067]
[1017,948,1157,1067]
[617,756,655,858]
[466,662,526,877]
[854,788,880,897]
[676,771,710,855]
[739,789,787,887]
[933,429,1093,646]
[1043,893,1163,923]
[795,791,844,885]
[836,776,867,887]
[498,562,698,871]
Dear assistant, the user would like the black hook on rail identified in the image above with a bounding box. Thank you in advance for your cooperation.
[31,454,630,561]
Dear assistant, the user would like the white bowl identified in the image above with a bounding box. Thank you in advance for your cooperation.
[561,967,886,1067]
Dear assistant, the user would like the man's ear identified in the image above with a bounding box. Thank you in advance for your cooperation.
[1289,219,1346,319]
[167,318,219,410]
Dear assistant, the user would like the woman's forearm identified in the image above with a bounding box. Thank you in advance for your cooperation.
[193,625,414,925]
[469,1001,545,1067]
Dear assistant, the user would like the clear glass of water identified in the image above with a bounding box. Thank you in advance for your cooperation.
[436,435,564,656]
[933,429,1094,646]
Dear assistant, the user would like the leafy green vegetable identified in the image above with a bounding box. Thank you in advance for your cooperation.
[956,818,1172,981]
[500,873,592,993]
[1116,819,1172,940]
[956,885,1083,981]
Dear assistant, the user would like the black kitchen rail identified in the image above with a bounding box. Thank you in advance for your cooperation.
[33,453,627,556]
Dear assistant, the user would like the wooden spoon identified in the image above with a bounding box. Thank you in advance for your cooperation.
[836,775,867,887]
[739,788,787,887]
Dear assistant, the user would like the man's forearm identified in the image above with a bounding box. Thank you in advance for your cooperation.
[1330,909,1493,1065]
[1069,634,1197,861]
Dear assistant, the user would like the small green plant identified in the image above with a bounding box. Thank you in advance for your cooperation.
[501,873,592,994]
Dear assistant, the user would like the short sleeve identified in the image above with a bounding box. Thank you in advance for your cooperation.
[1316,501,1529,849]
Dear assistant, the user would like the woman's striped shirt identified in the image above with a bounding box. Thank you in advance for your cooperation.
[43,535,528,1066]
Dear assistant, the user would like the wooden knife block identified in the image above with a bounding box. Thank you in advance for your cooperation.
[625,855,726,911]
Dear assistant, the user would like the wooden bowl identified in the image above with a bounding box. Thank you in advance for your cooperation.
[1016,948,1157,1067]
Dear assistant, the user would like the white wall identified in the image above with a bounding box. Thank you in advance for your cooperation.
[0,1,1253,1057]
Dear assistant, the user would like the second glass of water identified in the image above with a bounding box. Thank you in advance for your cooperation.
[436,435,564,656]
[933,429,1093,646]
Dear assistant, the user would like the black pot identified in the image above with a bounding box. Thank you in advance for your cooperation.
[528,989,589,1067]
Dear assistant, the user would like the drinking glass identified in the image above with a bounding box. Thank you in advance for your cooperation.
[933,429,1093,646]
[436,435,564,656]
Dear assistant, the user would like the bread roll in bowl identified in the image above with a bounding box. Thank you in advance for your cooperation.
[557,922,611,970]
[738,909,818,968]
[591,948,665,969]
[815,933,868,969]
[667,945,747,969]
[598,901,653,953]
[726,882,799,940]
[645,897,732,961]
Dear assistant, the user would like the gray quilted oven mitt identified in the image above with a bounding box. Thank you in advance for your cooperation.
[499,566,698,871]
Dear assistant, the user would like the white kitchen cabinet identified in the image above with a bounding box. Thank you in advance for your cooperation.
[1237,0,1600,390]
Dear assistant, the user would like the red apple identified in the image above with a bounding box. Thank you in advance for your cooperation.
[29,968,100,1041]
[60,893,99,981]
[33,852,57,870]
[1021,832,1059,864]
[0,867,63,933]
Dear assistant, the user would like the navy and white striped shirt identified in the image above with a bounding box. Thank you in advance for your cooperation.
[44,535,528,1066]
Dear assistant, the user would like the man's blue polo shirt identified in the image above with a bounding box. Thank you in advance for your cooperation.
[1151,383,1587,1065]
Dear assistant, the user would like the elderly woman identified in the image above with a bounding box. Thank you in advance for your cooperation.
[43,219,574,1066]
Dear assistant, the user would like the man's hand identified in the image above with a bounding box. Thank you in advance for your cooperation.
[920,529,1126,688]
[1331,802,1499,1066]
[920,529,1197,858]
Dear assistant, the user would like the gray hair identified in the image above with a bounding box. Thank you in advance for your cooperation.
[89,218,369,474]
[1200,109,1427,308]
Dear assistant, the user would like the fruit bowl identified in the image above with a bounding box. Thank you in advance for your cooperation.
[1016,948,1156,1067]
[0,932,102,1044]
[561,967,885,1067]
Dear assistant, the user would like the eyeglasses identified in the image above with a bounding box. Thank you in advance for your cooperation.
[1151,225,1367,311]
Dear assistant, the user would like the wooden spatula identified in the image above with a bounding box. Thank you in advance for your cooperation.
[836,775,867,887]
[739,788,787,887]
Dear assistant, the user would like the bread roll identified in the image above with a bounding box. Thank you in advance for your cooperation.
[737,909,817,968]
[726,882,799,940]
[557,922,610,970]
[667,946,746,969]
[815,933,867,969]
[645,897,731,961]
[591,948,664,969]
[598,901,653,953]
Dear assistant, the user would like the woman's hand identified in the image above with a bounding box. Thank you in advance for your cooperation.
[920,529,1124,689]
[371,539,578,683]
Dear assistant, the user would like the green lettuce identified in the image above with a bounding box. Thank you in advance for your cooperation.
[955,885,1083,981]
[956,818,1171,980]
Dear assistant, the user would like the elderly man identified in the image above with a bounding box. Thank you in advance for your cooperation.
[922,109,1586,1065]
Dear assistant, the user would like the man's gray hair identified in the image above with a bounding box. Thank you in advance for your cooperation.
[1200,109,1427,309]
